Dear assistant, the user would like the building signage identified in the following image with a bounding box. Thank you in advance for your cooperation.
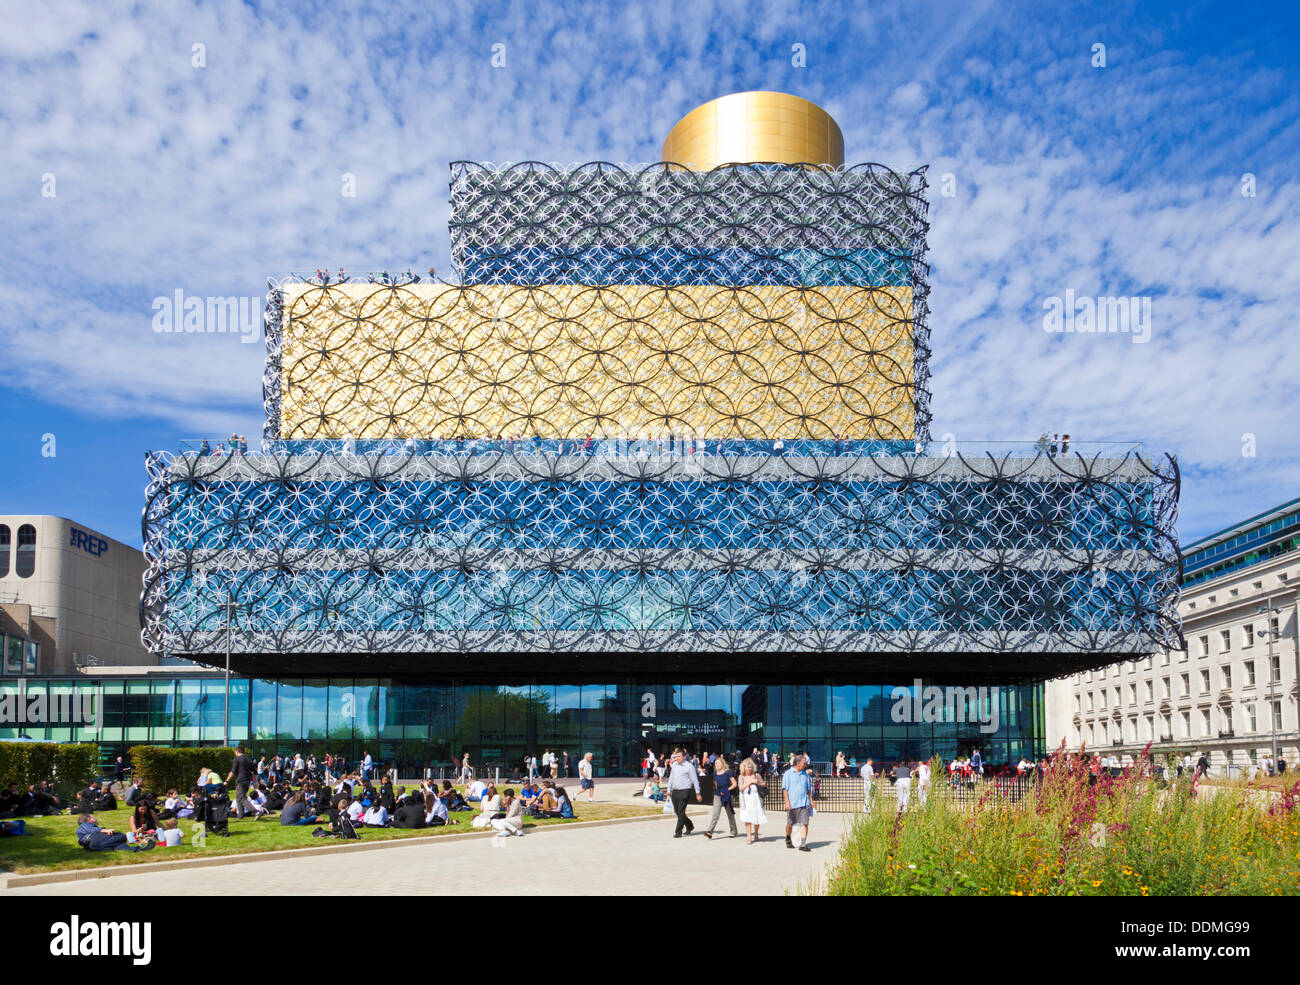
[69,527,109,557]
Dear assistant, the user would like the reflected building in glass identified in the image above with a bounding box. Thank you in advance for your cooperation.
[7,675,1044,774]
[7,92,1182,773]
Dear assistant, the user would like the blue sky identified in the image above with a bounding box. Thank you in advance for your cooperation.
[1,0,1297,548]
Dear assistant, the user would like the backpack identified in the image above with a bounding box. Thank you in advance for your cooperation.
[333,812,360,840]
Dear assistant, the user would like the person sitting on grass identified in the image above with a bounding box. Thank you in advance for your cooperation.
[491,789,525,837]
[163,789,193,818]
[196,766,220,790]
[14,784,45,816]
[0,781,19,817]
[533,781,575,819]
[159,817,184,847]
[419,781,458,826]
[263,783,286,813]
[441,781,470,812]
[128,802,158,844]
[34,782,66,815]
[246,786,268,818]
[69,784,96,815]
[533,783,558,815]
[279,791,317,826]
[471,785,503,828]
[466,777,488,802]
[391,795,426,829]
[519,780,541,808]
[362,800,389,827]
[76,814,153,852]
[92,781,117,812]
[556,785,577,818]
[345,796,366,825]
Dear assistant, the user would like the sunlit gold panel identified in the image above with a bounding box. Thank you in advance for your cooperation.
[280,283,915,440]
[661,91,844,169]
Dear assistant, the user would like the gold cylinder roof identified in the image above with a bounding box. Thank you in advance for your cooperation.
[661,91,844,170]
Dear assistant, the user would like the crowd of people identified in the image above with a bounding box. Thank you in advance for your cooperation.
[34,744,595,851]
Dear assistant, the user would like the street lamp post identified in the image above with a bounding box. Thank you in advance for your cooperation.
[1259,600,1280,763]
[221,593,237,748]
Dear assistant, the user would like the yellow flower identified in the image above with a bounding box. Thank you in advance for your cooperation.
[1091,880,1101,887]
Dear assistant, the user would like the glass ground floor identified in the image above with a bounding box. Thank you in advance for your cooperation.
[2,675,1044,776]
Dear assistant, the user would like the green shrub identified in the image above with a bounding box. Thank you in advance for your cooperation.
[128,745,236,796]
[0,742,99,797]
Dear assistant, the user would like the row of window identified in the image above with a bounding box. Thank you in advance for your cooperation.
[1078,701,1284,745]
[1076,658,1284,713]
[1075,614,1285,686]
[1186,572,1290,608]
[0,524,36,579]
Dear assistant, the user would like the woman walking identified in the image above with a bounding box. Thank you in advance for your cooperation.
[736,757,768,844]
[703,756,738,839]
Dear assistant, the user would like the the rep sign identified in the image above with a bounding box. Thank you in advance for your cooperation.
[70,526,109,557]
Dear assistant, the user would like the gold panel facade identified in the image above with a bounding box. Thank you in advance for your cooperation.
[280,283,915,440]
[661,91,845,169]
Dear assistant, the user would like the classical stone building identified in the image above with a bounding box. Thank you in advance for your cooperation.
[1048,496,1300,773]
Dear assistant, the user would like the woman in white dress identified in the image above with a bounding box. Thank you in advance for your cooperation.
[735,758,768,845]
[471,785,502,828]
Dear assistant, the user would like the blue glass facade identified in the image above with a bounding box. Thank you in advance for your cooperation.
[3,676,1043,775]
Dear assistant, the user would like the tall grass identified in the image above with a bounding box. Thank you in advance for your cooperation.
[825,753,1300,896]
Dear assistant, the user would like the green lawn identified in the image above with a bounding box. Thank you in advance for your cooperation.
[1,800,658,875]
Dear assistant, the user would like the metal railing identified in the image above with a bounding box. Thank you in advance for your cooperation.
[761,773,1039,812]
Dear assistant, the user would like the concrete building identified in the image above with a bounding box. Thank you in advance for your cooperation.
[1048,496,1300,774]
[0,515,153,675]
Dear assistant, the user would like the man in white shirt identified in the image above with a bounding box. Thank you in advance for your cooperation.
[915,760,931,808]
[860,758,876,814]
[893,762,911,813]
[467,778,487,801]
[362,803,388,827]
[578,752,596,802]
[346,799,365,823]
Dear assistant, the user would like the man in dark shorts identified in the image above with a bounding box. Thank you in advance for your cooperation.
[782,753,813,852]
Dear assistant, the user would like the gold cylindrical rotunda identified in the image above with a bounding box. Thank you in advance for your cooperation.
[661,91,844,169]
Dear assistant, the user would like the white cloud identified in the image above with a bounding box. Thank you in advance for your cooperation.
[1,0,1296,541]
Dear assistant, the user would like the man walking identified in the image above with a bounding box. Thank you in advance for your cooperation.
[578,752,596,801]
[860,757,876,814]
[225,744,256,819]
[667,748,701,837]
[893,761,912,813]
[970,747,983,782]
[916,758,931,808]
[782,753,813,851]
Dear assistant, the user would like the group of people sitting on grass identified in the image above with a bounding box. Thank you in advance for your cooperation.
[318,775,576,837]
[11,759,587,853]
[0,780,69,817]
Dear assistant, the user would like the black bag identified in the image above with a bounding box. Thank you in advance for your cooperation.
[334,813,360,840]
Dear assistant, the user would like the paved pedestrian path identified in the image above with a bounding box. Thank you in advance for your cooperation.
[3,811,849,896]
